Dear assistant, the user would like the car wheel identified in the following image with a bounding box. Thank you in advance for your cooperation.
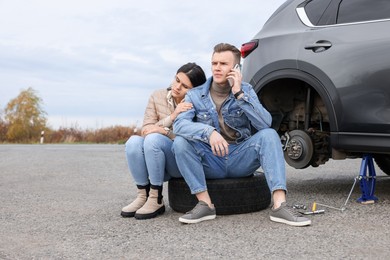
[374,154,390,175]
[284,130,314,169]
[168,172,271,215]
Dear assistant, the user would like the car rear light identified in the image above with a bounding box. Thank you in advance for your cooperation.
[241,40,259,58]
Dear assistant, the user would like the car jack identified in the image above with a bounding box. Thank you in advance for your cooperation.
[356,154,378,204]
[305,154,380,213]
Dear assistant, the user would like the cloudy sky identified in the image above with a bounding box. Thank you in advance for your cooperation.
[0,0,285,129]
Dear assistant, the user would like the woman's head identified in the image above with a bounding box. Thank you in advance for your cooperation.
[171,62,206,101]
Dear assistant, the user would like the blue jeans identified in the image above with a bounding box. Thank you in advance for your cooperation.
[125,133,182,186]
[172,128,286,194]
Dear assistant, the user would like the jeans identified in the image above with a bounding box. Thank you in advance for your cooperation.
[125,133,182,186]
[172,128,286,194]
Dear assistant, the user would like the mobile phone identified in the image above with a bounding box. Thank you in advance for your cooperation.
[228,64,241,87]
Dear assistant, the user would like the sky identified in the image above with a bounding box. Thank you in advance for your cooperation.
[0,0,286,129]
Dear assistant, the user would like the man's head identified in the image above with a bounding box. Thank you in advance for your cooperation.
[213,43,241,64]
[211,43,241,86]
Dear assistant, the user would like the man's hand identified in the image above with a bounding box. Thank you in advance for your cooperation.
[227,65,242,95]
[209,131,229,157]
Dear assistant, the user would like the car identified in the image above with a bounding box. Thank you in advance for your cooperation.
[240,0,390,174]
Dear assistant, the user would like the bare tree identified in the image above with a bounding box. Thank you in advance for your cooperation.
[5,87,47,143]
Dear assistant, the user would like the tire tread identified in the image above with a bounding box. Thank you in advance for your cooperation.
[168,172,271,215]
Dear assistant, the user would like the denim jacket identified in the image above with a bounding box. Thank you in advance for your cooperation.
[173,77,272,144]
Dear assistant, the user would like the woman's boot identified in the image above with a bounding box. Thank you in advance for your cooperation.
[121,184,150,217]
[134,185,165,220]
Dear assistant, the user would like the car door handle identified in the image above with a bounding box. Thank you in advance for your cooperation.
[305,40,332,53]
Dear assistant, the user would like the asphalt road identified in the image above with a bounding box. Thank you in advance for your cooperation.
[1,144,389,259]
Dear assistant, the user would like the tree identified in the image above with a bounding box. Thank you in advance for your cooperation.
[0,109,8,142]
[5,87,47,143]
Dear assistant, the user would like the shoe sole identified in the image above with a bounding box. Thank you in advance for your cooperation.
[270,216,311,227]
[120,211,135,218]
[134,205,165,220]
[179,214,216,224]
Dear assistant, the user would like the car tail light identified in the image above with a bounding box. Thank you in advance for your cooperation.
[241,40,259,58]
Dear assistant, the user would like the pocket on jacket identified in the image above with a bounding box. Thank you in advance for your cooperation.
[195,111,213,125]
[225,108,246,126]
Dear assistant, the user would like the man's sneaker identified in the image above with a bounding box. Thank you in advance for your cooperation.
[179,201,216,224]
[270,202,311,227]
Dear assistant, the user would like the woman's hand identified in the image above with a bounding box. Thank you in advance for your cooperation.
[170,101,193,121]
[141,125,166,136]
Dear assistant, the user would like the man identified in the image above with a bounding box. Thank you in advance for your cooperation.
[172,43,311,227]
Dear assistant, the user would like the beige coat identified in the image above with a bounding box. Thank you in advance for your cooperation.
[142,88,176,140]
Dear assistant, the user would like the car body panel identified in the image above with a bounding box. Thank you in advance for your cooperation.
[242,0,390,162]
[297,20,390,134]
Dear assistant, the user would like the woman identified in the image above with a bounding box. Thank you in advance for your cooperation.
[121,62,206,219]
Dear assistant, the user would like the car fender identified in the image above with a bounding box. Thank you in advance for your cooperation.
[247,60,342,134]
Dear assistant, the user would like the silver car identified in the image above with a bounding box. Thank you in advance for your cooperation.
[241,0,390,174]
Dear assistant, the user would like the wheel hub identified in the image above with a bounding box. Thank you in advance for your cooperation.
[283,130,314,169]
[286,138,304,160]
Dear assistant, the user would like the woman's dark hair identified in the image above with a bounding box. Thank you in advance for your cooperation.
[177,62,206,88]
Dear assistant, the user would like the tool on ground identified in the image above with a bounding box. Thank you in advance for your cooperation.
[297,202,325,215]
[301,209,325,215]
[295,154,390,216]
[293,204,307,210]
[313,176,358,212]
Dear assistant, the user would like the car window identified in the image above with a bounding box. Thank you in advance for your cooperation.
[337,0,390,24]
[304,0,333,26]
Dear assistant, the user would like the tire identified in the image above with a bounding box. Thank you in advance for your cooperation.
[374,154,390,175]
[168,172,271,215]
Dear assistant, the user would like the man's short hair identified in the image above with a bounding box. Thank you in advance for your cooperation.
[213,43,241,64]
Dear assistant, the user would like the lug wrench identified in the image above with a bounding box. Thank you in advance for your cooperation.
[315,176,360,212]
